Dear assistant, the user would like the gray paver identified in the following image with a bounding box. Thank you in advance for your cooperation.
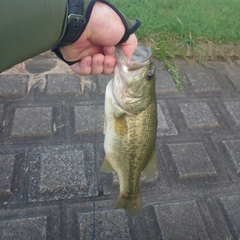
[78,209,130,240]
[0,155,15,194]
[157,104,169,131]
[179,102,220,129]
[220,194,240,238]
[28,144,97,202]
[157,100,178,136]
[0,75,27,97]
[79,75,97,94]
[25,55,57,73]
[0,105,3,119]
[227,72,240,92]
[1,55,240,239]
[0,205,60,239]
[224,101,240,127]
[154,200,209,239]
[97,74,112,96]
[75,105,104,134]
[47,74,81,95]
[152,57,179,95]
[167,142,217,180]
[222,139,240,174]
[186,72,221,93]
[40,149,85,191]
[11,107,52,137]
[0,216,47,240]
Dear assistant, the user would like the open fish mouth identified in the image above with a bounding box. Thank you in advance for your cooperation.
[118,45,152,69]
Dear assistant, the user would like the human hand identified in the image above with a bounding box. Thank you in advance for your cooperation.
[60,1,138,75]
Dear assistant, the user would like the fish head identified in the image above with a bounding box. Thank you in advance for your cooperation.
[113,46,155,114]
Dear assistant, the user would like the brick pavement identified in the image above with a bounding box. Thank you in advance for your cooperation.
[0,53,240,239]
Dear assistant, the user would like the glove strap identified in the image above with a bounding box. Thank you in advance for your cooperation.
[52,0,96,65]
[52,0,141,66]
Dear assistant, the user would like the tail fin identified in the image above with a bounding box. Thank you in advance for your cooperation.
[115,194,141,216]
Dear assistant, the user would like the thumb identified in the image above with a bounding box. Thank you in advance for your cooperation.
[120,34,138,60]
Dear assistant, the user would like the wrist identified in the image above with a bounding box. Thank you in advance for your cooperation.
[55,0,96,48]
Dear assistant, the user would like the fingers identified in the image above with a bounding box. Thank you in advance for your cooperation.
[70,54,116,75]
[69,33,137,75]
[103,55,116,74]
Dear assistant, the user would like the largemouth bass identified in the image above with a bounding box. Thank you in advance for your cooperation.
[101,45,158,216]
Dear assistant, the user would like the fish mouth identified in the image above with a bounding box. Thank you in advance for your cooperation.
[117,45,152,70]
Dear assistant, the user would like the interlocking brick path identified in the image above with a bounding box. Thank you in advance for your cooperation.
[0,53,240,239]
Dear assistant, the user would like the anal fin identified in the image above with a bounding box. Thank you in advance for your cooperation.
[141,149,159,181]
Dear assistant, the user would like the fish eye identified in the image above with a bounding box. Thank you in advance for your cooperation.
[146,71,154,81]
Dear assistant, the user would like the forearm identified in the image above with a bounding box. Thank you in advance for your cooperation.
[0,0,68,72]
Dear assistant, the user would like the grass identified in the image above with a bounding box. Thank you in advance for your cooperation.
[110,0,240,87]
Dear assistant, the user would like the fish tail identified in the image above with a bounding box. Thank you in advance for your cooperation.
[115,193,141,216]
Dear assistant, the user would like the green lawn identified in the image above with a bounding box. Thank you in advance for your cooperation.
[110,0,240,87]
[111,0,240,52]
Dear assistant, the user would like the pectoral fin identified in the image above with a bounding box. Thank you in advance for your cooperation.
[114,116,128,136]
[100,156,115,173]
[141,149,159,181]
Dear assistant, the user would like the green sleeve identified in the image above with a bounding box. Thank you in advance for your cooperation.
[0,0,140,73]
[0,0,68,73]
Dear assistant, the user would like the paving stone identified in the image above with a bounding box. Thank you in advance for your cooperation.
[0,216,47,239]
[66,199,132,239]
[98,74,112,96]
[25,55,57,73]
[153,200,209,239]
[224,101,240,127]
[157,101,178,136]
[75,105,104,134]
[11,107,52,137]
[179,102,220,129]
[167,142,218,180]
[0,205,60,239]
[220,194,240,238]
[226,72,240,92]
[157,104,169,131]
[78,209,130,240]
[28,144,96,201]
[79,75,97,94]
[186,72,221,93]
[0,155,15,194]
[222,140,240,174]
[152,57,179,95]
[2,57,240,239]
[47,74,81,95]
[40,150,85,191]
[0,104,3,119]
[0,75,27,97]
